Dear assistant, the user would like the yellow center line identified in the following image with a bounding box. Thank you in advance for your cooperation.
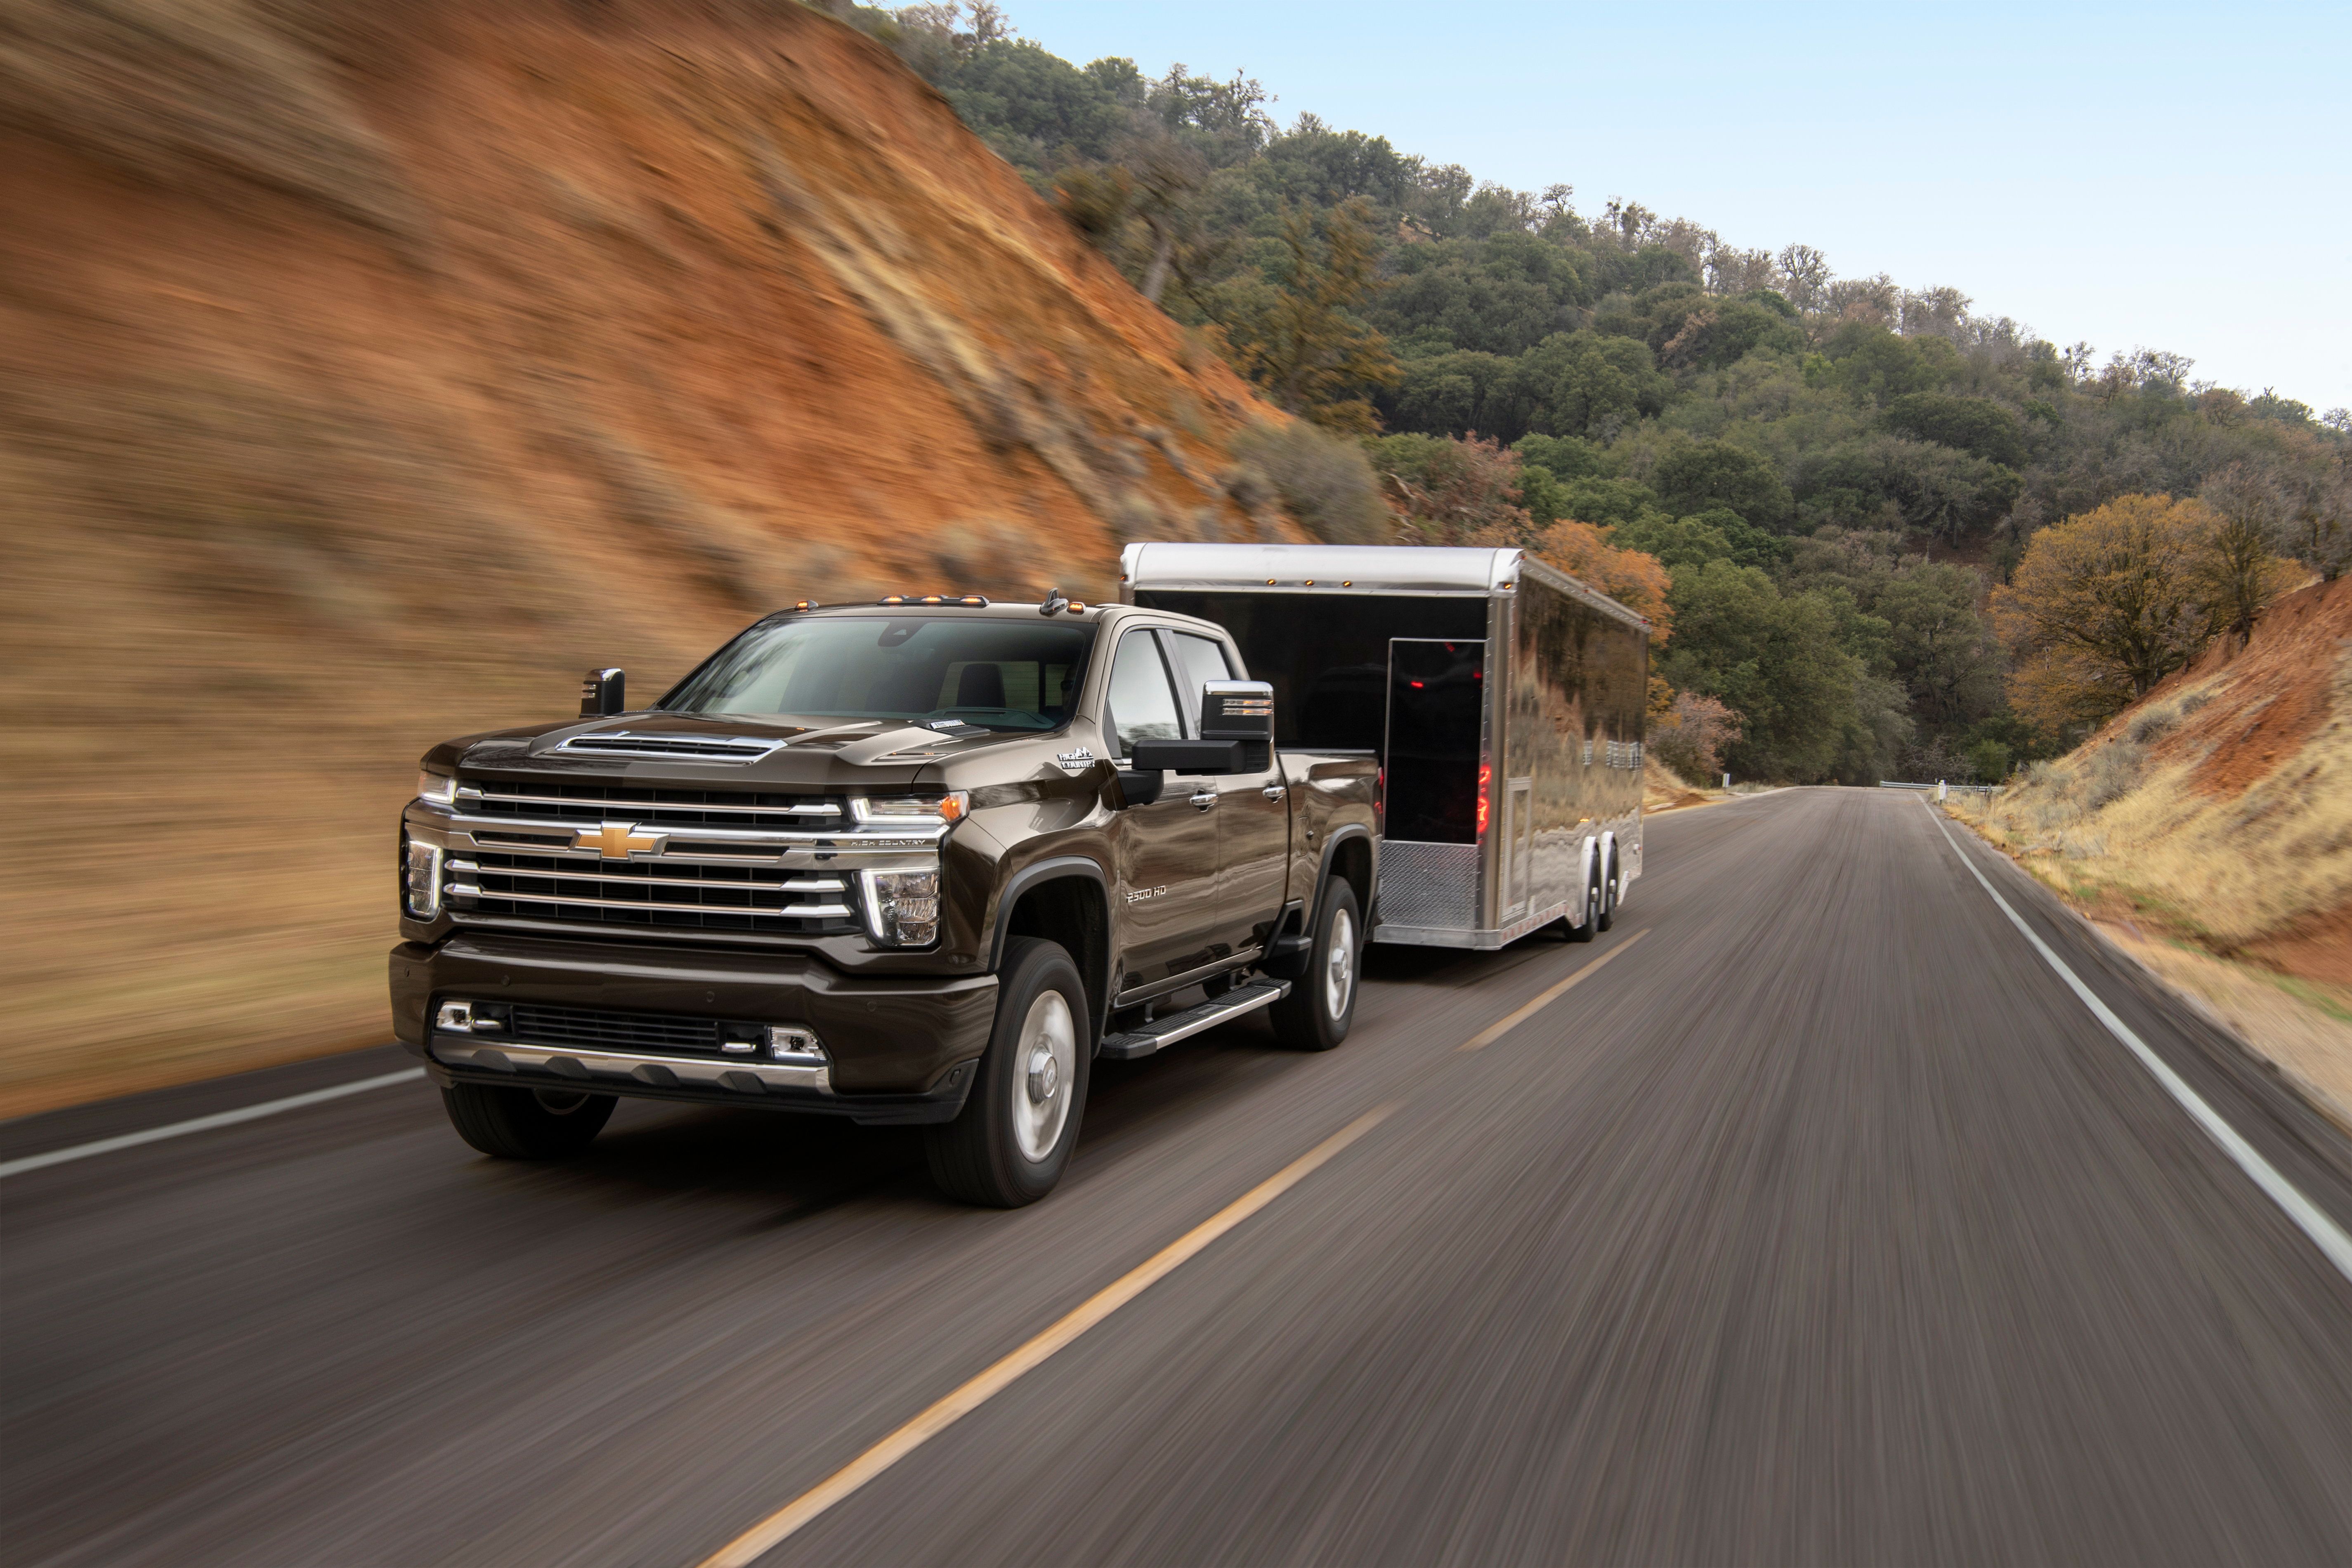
[694,1103,1400,1568]
[1457,928,1651,1051]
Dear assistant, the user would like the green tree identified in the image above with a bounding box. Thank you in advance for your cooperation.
[1651,441,1794,531]
[1882,392,2028,467]
[1657,560,1863,781]
[1216,199,1400,432]
[1497,331,1671,441]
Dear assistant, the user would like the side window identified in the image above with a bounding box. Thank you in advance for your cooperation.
[1103,629,1182,758]
[1165,633,1235,735]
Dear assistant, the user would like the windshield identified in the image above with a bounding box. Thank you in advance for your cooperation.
[662,616,1096,732]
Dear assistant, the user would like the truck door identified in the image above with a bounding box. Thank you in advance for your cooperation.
[1101,627,1220,993]
[1163,629,1288,957]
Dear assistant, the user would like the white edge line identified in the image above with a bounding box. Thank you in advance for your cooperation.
[1921,801,2352,1283]
[0,1068,427,1179]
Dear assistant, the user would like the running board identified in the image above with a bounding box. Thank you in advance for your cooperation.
[1098,980,1290,1061]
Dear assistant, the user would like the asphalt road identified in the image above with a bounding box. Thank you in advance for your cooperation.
[7,788,2352,1566]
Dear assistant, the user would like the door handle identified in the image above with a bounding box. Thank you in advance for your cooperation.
[1261,784,1286,801]
[1189,790,1217,810]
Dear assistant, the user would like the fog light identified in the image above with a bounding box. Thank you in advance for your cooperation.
[404,834,443,919]
[436,1000,507,1034]
[861,869,941,945]
[767,1026,828,1064]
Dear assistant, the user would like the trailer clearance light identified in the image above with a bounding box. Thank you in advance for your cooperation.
[1476,764,1492,837]
[862,869,942,946]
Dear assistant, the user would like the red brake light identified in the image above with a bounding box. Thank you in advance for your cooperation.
[1476,764,1491,836]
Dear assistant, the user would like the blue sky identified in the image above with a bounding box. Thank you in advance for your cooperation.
[1002,1,2350,412]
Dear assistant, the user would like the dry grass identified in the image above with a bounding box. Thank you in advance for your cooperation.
[1948,643,2352,954]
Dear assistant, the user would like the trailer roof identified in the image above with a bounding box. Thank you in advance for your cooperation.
[1120,543,1651,633]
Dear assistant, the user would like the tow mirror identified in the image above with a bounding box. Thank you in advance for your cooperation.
[1200,679,1273,743]
[579,668,625,717]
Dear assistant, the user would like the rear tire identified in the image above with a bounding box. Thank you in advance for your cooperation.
[1567,866,1600,943]
[1268,881,1360,1051]
[1596,848,1619,932]
[926,937,1091,1207]
[442,1082,614,1159]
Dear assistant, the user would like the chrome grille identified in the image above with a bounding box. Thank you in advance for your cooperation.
[452,851,858,936]
[502,1003,732,1056]
[462,782,840,830]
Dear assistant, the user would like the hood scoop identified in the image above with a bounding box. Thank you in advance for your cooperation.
[555,730,792,763]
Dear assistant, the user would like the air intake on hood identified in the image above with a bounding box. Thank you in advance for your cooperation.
[555,731,787,763]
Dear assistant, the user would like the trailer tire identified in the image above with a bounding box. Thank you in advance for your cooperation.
[1567,867,1600,943]
[1269,881,1360,1051]
[926,937,1090,1207]
[441,1083,614,1159]
[1596,848,1619,932]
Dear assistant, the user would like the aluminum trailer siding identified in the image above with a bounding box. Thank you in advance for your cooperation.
[1121,543,1650,950]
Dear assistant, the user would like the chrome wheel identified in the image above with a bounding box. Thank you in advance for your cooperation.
[1011,990,1077,1163]
[1322,904,1357,1020]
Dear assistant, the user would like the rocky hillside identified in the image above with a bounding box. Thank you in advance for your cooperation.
[0,0,1290,1113]
[1953,575,2352,987]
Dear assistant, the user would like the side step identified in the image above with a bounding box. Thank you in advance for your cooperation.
[1098,980,1290,1061]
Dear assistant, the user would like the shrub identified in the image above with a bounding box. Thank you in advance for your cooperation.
[1224,420,1388,544]
[1965,738,2012,783]
[1648,692,1742,781]
[2081,741,2146,809]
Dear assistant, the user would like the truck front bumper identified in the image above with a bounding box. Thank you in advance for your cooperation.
[390,933,998,1125]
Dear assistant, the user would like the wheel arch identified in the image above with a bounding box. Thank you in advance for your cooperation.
[991,857,1112,1047]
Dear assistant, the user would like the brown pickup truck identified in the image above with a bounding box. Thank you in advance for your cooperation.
[391,594,1378,1205]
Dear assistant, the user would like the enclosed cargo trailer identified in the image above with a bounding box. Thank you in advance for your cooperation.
[1122,543,1649,949]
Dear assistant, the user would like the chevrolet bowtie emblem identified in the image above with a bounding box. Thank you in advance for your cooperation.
[577,820,667,859]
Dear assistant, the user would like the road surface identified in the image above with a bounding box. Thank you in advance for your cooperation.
[6,789,2352,1566]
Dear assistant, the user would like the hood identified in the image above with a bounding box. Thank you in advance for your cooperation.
[431,710,1057,791]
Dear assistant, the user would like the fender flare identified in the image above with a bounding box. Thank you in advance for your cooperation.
[988,856,1112,1037]
[1265,825,1374,977]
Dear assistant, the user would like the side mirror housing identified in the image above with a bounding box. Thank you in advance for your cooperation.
[1199,679,1273,741]
[579,668,625,717]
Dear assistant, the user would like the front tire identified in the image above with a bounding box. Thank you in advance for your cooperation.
[1268,881,1360,1051]
[442,1082,614,1159]
[926,937,1091,1207]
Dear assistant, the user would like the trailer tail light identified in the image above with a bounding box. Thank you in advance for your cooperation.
[1476,764,1491,837]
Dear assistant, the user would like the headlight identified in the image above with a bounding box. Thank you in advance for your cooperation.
[403,831,443,919]
[862,869,941,945]
[417,770,458,807]
[850,792,966,824]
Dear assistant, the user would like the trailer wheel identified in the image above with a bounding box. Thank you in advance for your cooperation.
[926,937,1090,1207]
[441,1083,614,1159]
[1269,881,1360,1051]
[1596,848,1619,932]
[1567,868,1600,943]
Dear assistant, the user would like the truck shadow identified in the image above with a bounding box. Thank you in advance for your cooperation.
[546,944,1562,1216]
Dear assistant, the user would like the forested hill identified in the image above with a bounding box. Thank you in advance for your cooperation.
[840,2,2350,785]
